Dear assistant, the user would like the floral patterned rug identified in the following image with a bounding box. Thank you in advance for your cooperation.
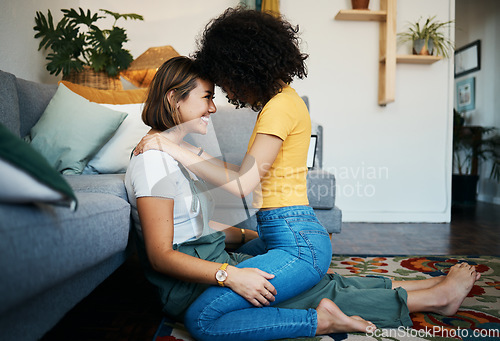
[153,255,500,341]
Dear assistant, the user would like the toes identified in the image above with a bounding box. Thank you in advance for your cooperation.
[366,322,377,333]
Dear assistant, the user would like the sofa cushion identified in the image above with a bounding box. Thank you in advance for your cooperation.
[0,70,20,136]
[64,174,128,202]
[60,80,147,104]
[211,105,257,157]
[315,206,342,234]
[83,103,149,174]
[307,169,336,209]
[28,84,128,175]
[16,78,57,138]
[0,123,76,207]
[0,192,131,315]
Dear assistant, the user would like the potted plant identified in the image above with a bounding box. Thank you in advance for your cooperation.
[452,110,500,204]
[34,8,143,89]
[397,16,454,57]
[351,0,370,10]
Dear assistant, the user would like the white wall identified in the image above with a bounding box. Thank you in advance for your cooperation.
[455,0,500,205]
[0,0,456,222]
[82,0,236,68]
[0,0,78,83]
[282,0,455,222]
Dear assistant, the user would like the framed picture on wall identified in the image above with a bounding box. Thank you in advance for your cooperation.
[454,40,481,78]
[456,77,475,112]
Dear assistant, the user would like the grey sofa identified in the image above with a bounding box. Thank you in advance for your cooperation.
[0,70,133,341]
[0,69,341,341]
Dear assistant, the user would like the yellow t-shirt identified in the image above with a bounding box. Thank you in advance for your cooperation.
[247,85,311,208]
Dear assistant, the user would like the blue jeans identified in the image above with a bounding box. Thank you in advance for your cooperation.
[184,206,332,341]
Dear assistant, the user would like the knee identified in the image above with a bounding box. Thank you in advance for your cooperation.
[184,288,237,341]
[184,303,205,340]
[185,299,222,341]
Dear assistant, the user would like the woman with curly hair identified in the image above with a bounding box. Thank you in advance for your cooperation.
[131,26,481,341]
[131,7,340,339]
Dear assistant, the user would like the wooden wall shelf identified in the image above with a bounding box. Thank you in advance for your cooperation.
[335,0,443,105]
[334,10,387,21]
[380,55,443,64]
[396,55,443,64]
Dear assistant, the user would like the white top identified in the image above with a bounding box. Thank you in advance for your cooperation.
[125,150,205,245]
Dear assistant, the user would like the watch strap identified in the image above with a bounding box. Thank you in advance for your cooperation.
[240,228,246,244]
[217,263,229,287]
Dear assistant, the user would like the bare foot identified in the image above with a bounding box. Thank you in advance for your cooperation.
[432,262,479,316]
[393,275,446,291]
[316,298,376,335]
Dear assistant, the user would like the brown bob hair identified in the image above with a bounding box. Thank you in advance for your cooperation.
[142,56,201,131]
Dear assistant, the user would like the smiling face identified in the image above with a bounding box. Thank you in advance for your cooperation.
[177,78,216,135]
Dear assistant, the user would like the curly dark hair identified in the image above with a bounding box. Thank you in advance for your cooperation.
[193,7,308,111]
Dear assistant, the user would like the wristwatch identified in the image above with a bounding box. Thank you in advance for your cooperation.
[216,263,229,287]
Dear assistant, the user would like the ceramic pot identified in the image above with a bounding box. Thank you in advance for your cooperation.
[351,0,370,10]
[413,39,434,55]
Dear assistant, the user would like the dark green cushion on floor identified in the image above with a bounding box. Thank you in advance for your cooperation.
[0,123,76,209]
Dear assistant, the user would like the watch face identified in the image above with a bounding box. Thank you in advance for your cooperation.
[216,269,227,282]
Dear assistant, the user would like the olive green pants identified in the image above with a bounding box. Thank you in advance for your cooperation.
[276,273,412,328]
[141,233,412,329]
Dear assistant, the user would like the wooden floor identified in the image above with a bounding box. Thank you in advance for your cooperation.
[42,202,499,341]
[332,202,500,256]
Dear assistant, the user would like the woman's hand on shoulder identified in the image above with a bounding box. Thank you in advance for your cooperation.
[225,266,277,307]
[133,132,177,156]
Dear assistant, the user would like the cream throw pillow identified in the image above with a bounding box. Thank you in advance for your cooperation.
[84,103,150,174]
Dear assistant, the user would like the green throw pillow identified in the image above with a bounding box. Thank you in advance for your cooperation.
[0,123,77,208]
[28,83,128,174]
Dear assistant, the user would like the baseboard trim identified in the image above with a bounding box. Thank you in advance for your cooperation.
[477,194,500,205]
[341,211,451,223]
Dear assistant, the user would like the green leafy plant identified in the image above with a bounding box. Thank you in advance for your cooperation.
[397,16,454,58]
[453,110,500,181]
[34,8,144,77]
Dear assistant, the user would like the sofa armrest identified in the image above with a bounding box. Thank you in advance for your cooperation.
[307,169,336,209]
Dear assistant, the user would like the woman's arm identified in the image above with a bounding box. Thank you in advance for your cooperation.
[135,133,283,197]
[138,130,240,171]
[180,140,241,172]
[209,220,259,244]
[137,196,276,306]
